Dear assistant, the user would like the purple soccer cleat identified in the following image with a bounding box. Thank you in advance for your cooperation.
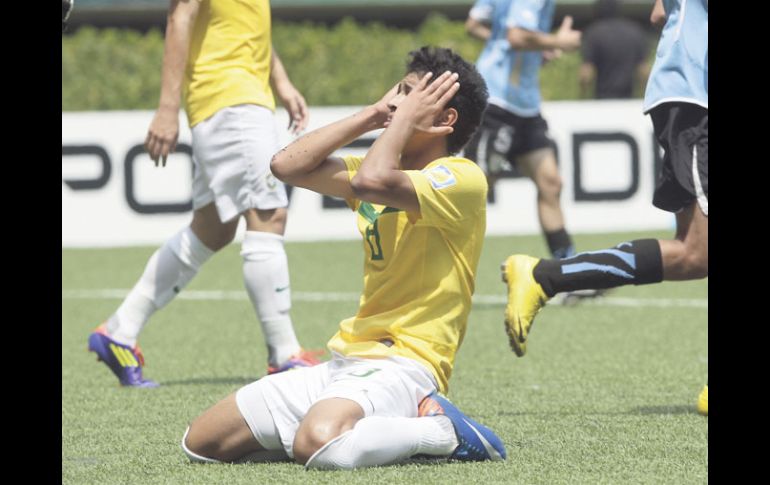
[266,349,324,375]
[88,324,159,388]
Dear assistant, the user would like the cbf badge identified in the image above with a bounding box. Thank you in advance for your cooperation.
[266,173,277,189]
[424,165,456,190]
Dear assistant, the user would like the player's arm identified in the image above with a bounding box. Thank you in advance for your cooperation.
[145,0,199,167]
[351,71,460,213]
[507,16,581,52]
[466,0,494,41]
[270,105,388,200]
[270,47,309,135]
[465,16,492,41]
[650,0,666,28]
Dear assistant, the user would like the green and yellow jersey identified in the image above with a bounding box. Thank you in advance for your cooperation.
[184,0,275,127]
[326,156,488,393]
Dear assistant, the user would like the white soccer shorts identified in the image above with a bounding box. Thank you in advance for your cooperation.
[235,353,438,458]
[191,104,288,223]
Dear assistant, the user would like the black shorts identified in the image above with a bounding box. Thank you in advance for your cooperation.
[650,102,708,215]
[464,104,555,177]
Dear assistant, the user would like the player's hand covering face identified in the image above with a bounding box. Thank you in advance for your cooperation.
[389,71,460,136]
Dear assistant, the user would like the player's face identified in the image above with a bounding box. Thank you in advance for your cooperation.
[386,71,450,159]
[386,72,422,116]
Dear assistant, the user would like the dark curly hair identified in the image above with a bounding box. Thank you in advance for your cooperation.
[406,46,488,154]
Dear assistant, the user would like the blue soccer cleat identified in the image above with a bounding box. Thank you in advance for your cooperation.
[418,391,506,461]
[88,324,159,388]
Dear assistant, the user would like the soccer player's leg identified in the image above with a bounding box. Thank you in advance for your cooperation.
[184,361,331,463]
[418,391,506,461]
[183,392,273,463]
[242,207,322,374]
[652,102,708,281]
[213,104,322,373]
[515,145,574,259]
[292,397,366,466]
[502,238,666,355]
[658,202,708,281]
[89,203,229,386]
[299,357,496,470]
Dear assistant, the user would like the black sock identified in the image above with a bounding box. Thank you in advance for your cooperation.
[533,239,663,297]
[545,228,575,259]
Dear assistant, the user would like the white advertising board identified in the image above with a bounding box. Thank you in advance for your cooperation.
[62,101,671,247]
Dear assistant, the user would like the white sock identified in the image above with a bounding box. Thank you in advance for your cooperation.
[305,415,458,470]
[106,227,214,347]
[241,231,301,366]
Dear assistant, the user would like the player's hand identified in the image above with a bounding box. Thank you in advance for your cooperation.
[391,71,460,136]
[145,108,179,167]
[370,83,400,129]
[555,16,581,51]
[275,81,309,135]
[542,48,563,64]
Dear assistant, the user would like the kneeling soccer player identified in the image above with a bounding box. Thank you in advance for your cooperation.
[180,46,507,469]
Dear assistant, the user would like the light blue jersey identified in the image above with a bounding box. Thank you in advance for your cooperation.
[470,0,555,117]
[643,0,708,112]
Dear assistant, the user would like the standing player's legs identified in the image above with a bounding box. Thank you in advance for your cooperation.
[203,104,318,373]
[464,106,574,259]
[241,205,315,372]
[190,104,317,372]
[88,203,230,387]
[514,144,575,259]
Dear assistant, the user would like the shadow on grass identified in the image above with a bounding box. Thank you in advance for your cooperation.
[498,404,699,417]
[631,405,699,415]
[160,376,258,387]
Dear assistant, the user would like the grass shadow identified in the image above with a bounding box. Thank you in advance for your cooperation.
[160,376,258,387]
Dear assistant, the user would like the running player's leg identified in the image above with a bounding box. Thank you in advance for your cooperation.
[515,145,574,259]
[501,103,707,354]
[513,114,575,259]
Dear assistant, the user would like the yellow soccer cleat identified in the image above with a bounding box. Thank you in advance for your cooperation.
[501,255,550,357]
[697,385,708,416]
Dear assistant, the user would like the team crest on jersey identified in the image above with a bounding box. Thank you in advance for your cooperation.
[424,165,456,190]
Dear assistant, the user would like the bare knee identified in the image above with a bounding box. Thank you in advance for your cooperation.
[190,210,238,251]
[206,228,237,251]
[244,207,288,234]
[292,420,352,465]
[535,170,563,202]
[184,419,225,461]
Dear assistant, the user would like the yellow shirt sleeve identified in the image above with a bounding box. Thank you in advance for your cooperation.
[403,159,487,229]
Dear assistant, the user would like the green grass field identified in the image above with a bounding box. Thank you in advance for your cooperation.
[62,231,708,484]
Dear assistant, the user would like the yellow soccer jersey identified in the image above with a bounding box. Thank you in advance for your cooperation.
[326,156,488,393]
[184,0,275,127]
